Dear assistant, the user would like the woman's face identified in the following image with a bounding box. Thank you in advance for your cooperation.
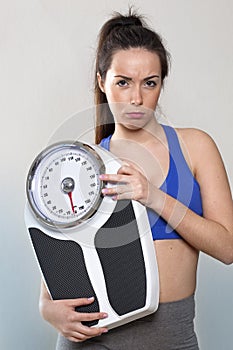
[98,48,162,131]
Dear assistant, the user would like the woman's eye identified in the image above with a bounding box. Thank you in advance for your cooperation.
[117,80,128,87]
[145,80,157,87]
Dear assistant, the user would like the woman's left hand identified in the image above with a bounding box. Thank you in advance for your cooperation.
[99,162,156,207]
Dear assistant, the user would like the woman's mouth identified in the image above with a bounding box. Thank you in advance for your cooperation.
[126,112,145,119]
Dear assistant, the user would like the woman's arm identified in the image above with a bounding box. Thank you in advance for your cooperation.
[39,280,108,342]
[100,129,233,264]
[167,128,233,263]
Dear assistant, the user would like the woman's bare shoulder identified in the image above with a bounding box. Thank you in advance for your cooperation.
[175,127,214,143]
[175,127,218,155]
[174,127,221,175]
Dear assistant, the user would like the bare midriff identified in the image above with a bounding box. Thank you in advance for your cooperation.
[154,239,199,303]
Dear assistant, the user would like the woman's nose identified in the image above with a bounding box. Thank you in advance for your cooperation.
[130,87,143,106]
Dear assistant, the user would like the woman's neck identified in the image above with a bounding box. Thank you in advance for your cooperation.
[112,120,163,145]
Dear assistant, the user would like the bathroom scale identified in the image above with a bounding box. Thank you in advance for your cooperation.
[25,140,159,329]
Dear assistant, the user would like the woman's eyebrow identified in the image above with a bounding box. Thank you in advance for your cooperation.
[114,75,132,80]
[114,74,160,80]
[143,75,160,80]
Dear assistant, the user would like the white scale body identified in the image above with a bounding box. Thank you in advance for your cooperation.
[25,141,159,329]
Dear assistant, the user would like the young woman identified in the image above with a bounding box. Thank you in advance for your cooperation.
[40,10,233,350]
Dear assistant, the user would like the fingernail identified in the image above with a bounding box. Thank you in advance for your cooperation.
[102,329,108,333]
[102,313,108,319]
[99,174,106,180]
[87,297,94,301]
[101,188,108,194]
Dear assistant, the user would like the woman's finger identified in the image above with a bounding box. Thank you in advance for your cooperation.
[74,311,108,322]
[117,164,134,175]
[62,297,96,307]
[99,164,137,182]
[99,173,127,183]
[66,326,107,343]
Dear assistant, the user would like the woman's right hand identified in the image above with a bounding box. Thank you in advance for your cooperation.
[39,281,108,343]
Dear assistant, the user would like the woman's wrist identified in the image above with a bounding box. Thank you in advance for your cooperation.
[147,185,166,215]
[148,185,188,232]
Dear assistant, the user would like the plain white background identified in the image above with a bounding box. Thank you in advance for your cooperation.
[0,1,232,349]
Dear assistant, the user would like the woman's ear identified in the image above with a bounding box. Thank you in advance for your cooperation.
[97,72,105,93]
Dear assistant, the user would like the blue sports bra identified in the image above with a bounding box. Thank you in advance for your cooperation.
[100,124,203,240]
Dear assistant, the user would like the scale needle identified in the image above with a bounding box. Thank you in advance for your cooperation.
[68,192,75,213]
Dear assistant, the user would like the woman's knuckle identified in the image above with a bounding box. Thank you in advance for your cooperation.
[67,314,75,323]
[71,336,84,343]
[69,337,80,343]
[61,327,69,336]
[78,333,86,341]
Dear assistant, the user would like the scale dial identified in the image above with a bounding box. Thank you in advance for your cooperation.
[26,141,105,229]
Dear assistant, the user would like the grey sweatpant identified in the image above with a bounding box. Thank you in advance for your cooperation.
[56,294,199,350]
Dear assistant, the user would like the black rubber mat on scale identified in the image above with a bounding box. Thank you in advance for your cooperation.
[95,200,146,315]
[29,228,99,326]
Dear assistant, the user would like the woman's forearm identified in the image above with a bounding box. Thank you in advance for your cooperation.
[39,280,53,320]
[150,187,233,264]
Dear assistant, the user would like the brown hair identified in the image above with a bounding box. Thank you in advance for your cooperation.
[94,8,170,144]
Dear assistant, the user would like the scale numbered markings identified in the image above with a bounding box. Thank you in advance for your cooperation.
[39,149,102,223]
[27,142,105,228]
